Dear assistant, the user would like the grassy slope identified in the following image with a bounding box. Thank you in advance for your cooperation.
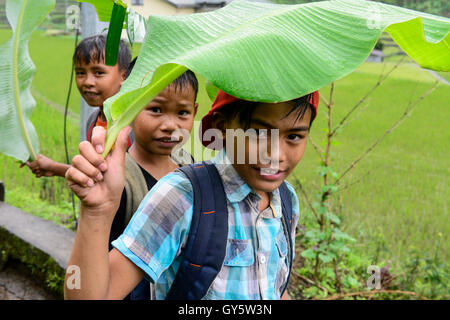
[291,61,449,268]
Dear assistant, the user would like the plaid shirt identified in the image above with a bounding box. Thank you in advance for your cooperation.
[112,150,300,300]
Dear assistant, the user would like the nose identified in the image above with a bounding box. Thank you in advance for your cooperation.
[159,115,178,133]
[82,73,96,88]
[258,130,284,167]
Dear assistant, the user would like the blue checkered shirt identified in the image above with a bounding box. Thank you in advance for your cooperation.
[112,150,300,300]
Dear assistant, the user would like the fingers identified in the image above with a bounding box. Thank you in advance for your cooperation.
[91,126,107,154]
[78,139,108,173]
[71,154,104,185]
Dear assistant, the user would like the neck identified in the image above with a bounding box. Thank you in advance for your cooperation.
[128,143,178,179]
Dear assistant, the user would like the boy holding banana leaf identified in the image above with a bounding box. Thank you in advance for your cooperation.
[22,34,131,178]
[64,86,319,300]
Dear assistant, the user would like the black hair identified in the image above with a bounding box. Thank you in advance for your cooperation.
[126,57,198,101]
[218,93,315,130]
[73,34,131,72]
[171,70,199,102]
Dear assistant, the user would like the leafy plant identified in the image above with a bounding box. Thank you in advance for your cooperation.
[0,0,55,162]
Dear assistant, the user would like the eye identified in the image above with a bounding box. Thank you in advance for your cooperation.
[287,134,304,142]
[75,71,85,76]
[178,110,190,117]
[95,71,105,76]
[148,107,161,114]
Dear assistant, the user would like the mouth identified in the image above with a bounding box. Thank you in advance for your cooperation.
[83,91,100,99]
[252,167,285,181]
[154,137,181,147]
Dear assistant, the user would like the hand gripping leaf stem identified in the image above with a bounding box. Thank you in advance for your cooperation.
[89,0,449,157]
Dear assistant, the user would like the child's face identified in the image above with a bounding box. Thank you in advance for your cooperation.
[216,102,311,194]
[131,83,198,157]
[75,58,126,107]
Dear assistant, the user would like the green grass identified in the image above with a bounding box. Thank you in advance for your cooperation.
[290,61,450,272]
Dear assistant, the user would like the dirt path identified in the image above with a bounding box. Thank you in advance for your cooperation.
[0,262,59,300]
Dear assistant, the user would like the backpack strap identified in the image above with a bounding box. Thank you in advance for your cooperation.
[278,182,294,296]
[124,153,149,226]
[165,161,228,300]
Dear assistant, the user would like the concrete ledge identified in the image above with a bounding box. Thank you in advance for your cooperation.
[0,202,75,298]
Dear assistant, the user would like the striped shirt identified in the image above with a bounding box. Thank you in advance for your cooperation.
[112,150,300,300]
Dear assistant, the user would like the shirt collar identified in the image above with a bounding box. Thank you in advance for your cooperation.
[210,149,253,203]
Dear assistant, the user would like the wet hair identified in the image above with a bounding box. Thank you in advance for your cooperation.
[73,34,131,72]
[218,93,315,130]
[171,70,199,103]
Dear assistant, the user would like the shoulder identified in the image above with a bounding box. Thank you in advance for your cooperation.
[136,170,194,217]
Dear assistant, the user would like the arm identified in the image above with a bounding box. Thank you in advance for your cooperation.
[64,126,143,300]
[21,154,71,178]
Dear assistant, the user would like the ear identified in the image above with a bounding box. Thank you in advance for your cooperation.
[193,103,199,117]
[119,69,126,83]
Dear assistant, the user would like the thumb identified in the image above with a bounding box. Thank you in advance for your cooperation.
[109,126,132,167]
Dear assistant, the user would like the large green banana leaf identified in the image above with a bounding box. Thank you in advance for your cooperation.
[0,0,55,162]
[93,0,449,156]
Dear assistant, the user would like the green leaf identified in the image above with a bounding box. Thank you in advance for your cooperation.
[319,253,334,263]
[0,0,56,162]
[327,212,341,225]
[98,0,449,155]
[105,2,126,66]
[301,248,318,260]
[205,80,219,102]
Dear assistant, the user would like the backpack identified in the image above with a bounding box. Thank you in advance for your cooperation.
[165,161,294,300]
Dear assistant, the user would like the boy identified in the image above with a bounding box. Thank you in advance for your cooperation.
[64,88,319,300]
[111,70,198,299]
[23,34,131,178]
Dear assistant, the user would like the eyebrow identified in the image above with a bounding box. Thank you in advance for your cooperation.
[149,97,194,108]
[250,118,309,132]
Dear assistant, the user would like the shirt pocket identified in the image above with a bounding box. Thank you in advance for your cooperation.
[223,239,255,267]
[275,231,288,259]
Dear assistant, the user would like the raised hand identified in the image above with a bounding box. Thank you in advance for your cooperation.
[65,125,132,216]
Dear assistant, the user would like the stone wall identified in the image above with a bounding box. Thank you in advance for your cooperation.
[0,187,75,299]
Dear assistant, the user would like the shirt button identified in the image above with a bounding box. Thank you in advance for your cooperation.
[260,255,266,264]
